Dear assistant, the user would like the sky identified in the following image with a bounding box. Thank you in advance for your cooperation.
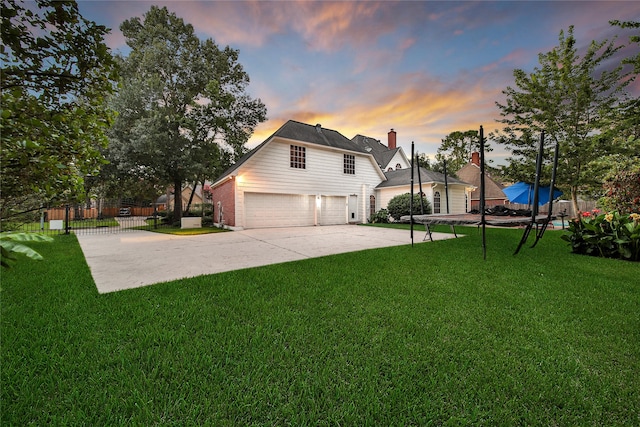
[77,0,640,164]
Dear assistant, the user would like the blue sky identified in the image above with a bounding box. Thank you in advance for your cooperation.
[77,1,640,164]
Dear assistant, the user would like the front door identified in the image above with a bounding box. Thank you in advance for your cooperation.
[348,195,358,222]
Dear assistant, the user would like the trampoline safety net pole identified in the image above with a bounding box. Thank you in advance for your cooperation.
[410,141,414,246]
[479,125,486,260]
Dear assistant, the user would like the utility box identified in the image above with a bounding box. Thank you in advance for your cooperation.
[50,220,64,230]
[180,217,202,229]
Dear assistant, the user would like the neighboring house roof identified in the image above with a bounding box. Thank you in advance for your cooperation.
[211,120,377,187]
[376,166,472,189]
[351,134,405,169]
[456,162,505,200]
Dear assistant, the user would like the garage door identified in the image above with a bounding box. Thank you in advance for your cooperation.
[244,192,314,228]
[319,196,346,225]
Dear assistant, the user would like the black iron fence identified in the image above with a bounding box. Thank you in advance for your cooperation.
[1,200,214,235]
[2,203,157,235]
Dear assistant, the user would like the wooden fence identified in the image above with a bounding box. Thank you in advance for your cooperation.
[46,206,158,220]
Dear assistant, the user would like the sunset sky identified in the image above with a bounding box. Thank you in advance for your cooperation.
[78,1,640,164]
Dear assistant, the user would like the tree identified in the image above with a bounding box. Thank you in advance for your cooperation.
[1,0,118,221]
[106,6,266,220]
[435,130,492,173]
[598,160,640,214]
[610,20,640,74]
[386,193,431,221]
[494,26,634,216]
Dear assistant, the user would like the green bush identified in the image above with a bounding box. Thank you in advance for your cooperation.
[599,165,640,214]
[561,210,640,261]
[369,209,390,223]
[386,193,431,221]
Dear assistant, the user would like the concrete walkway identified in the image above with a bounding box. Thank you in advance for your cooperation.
[76,225,455,293]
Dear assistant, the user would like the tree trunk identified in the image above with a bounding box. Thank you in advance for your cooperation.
[571,186,580,219]
[185,180,198,215]
[173,178,183,221]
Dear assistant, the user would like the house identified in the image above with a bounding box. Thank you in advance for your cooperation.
[376,166,475,215]
[210,120,386,229]
[456,152,506,210]
[209,120,474,229]
[156,183,207,212]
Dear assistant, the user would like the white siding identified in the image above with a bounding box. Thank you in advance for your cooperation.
[235,138,384,228]
[385,151,411,170]
[376,183,469,215]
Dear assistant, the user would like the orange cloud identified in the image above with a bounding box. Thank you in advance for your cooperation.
[248,70,506,158]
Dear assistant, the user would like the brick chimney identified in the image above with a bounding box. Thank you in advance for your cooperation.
[471,151,480,166]
[387,129,397,149]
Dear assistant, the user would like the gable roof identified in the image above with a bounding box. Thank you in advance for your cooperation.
[376,166,472,189]
[456,162,506,200]
[351,134,404,169]
[211,120,377,187]
[278,121,368,153]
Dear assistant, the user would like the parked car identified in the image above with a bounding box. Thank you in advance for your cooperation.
[119,207,131,217]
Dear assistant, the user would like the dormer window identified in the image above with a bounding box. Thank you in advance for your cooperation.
[344,154,355,174]
[396,163,402,169]
[290,145,305,169]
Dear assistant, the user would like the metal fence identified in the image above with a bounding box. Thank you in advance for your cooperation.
[1,198,219,235]
[1,203,161,235]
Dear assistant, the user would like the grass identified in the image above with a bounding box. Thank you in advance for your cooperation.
[15,217,120,231]
[2,226,639,425]
[132,223,229,235]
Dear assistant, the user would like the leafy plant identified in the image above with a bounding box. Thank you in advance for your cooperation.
[369,208,390,223]
[386,193,431,221]
[599,164,640,214]
[0,232,53,268]
[562,210,640,261]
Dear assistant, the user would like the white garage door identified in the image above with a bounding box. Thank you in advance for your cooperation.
[244,192,314,228]
[319,196,346,225]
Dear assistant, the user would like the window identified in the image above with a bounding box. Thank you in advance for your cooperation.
[434,191,441,214]
[369,195,376,219]
[344,154,355,174]
[396,163,402,169]
[290,145,305,169]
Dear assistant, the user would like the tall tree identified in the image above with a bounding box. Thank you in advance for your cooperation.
[494,26,634,215]
[0,0,117,219]
[107,6,266,220]
[435,130,492,173]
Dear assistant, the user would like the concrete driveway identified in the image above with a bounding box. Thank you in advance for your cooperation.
[76,225,454,293]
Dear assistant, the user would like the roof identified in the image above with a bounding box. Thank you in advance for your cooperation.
[351,134,403,169]
[376,165,472,189]
[456,162,506,200]
[278,121,368,153]
[211,120,374,186]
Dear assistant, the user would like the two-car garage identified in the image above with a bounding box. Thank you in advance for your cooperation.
[244,192,349,229]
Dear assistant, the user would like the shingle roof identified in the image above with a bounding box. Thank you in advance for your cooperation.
[278,121,368,153]
[351,134,401,169]
[376,166,471,188]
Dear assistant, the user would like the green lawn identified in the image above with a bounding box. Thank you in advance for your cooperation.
[2,226,638,425]
[16,217,120,232]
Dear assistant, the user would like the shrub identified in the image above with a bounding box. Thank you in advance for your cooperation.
[386,193,431,221]
[561,210,640,262]
[599,164,640,214]
[370,209,390,224]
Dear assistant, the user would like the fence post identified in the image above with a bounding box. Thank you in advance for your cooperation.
[65,204,70,235]
[153,203,158,229]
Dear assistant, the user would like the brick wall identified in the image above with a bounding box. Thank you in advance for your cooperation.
[211,178,236,226]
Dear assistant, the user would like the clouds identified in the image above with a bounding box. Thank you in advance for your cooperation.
[79,0,640,164]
